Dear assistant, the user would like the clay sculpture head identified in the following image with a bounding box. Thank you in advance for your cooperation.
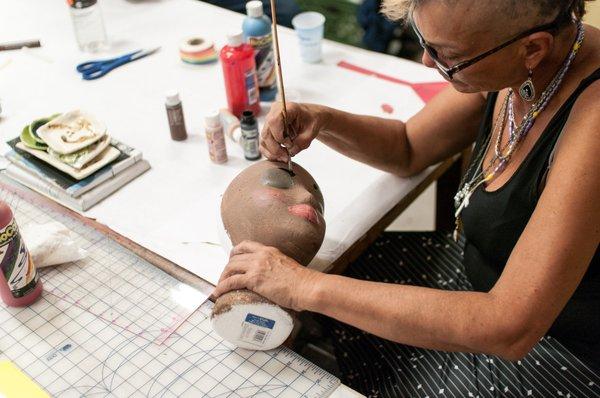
[221,160,325,264]
[212,160,326,350]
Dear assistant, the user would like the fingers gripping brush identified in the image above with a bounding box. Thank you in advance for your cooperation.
[270,0,294,174]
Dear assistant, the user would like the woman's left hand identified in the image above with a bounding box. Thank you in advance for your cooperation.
[213,240,321,311]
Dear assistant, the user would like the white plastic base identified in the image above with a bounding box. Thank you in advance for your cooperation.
[211,302,294,350]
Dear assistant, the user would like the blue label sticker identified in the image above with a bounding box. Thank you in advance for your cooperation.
[245,313,275,329]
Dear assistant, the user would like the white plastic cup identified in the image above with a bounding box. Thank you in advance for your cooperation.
[291,12,325,63]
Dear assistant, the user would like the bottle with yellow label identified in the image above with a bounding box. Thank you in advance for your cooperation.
[0,202,42,307]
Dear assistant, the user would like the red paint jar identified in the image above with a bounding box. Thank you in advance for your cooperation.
[220,31,261,118]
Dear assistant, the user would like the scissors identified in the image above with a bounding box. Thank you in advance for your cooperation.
[76,47,160,80]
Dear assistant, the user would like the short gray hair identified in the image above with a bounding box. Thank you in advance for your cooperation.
[381,0,593,22]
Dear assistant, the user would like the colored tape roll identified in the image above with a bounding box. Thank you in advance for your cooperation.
[179,37,218,65]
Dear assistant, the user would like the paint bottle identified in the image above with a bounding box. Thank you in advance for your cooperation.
[165,91,188,141]
[67,0,108,52]
[243,1,277,102]
[241,110,261,161]
[220,109,243,145]
[205,111,228,164]
[0,202,43,307]
[220,32,261,118]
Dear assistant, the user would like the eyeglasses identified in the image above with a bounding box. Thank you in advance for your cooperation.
[411,9,571,80]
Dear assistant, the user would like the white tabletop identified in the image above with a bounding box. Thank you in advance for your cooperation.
[0,0,442,286]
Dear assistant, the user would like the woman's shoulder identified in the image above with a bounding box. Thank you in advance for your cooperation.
[556,69,600,164]
[565,25,600,118]
[577,24,600,79]
[570,31,600,115]
[550,24,600,170]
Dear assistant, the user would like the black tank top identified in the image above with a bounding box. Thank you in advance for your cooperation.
[461,67,600,372]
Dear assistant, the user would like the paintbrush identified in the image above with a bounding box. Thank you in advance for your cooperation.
[269,0,294,174]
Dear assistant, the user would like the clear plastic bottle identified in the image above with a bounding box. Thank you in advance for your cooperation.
[68,0,108,52]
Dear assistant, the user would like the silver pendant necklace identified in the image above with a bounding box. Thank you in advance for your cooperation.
[453,21,585,241]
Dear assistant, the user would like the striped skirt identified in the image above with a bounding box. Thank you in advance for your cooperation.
[327,232,600,398]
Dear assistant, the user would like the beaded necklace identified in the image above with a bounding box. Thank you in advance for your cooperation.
[453,20,585,241]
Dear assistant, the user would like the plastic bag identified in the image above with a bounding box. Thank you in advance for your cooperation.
[20,221,87,268]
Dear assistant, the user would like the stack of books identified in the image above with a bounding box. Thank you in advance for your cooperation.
[4,111,150,211]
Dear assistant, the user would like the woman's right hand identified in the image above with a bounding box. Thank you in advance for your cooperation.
[260,102,326,162]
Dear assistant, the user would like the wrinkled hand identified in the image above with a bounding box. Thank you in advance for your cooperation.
[260,102,323,162]
[213,241,320,311]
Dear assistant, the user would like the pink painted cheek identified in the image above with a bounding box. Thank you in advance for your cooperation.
[252,188,289,207]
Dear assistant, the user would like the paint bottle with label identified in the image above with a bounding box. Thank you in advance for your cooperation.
[204,111,228,164]
[241,110,261,160]
[220,32,261,118]
[0,202,43,307]
[243,1,277,102]
[165,91,188,141]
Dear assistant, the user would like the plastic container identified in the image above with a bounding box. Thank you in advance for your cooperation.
[220,32,261,118]
[241,110,261,160]
[0,202,43,307]
[68,0,108,52]
[220,109,243,144]
[243,1,277,101]
[165,91,188,141]
[291,12,326,63]
[205,111,228,164]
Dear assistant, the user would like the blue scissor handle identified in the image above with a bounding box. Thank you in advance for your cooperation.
[76,50,141,80]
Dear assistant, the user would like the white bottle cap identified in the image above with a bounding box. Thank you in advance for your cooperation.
[226,32,243,47]
[205,110,221,127]
[246,1,263,17]
[165,91,180,106]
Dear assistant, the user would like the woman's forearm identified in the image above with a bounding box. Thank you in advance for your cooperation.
[314,106,415,176]
[302,273,514,356]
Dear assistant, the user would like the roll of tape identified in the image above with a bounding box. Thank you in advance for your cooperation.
[179,37,218,65]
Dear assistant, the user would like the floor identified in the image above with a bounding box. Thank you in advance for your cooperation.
[297,183,437,378]
[386,183,436,231]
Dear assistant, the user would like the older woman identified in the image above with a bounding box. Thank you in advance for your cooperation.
[214,0,600,396]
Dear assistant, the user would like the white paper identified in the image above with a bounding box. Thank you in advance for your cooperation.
[0,0,445,286]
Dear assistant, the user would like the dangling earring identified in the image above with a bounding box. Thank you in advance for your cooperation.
[519,69,536,101]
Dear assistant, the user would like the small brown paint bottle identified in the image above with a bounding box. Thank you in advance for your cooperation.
[165,91,188,141]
